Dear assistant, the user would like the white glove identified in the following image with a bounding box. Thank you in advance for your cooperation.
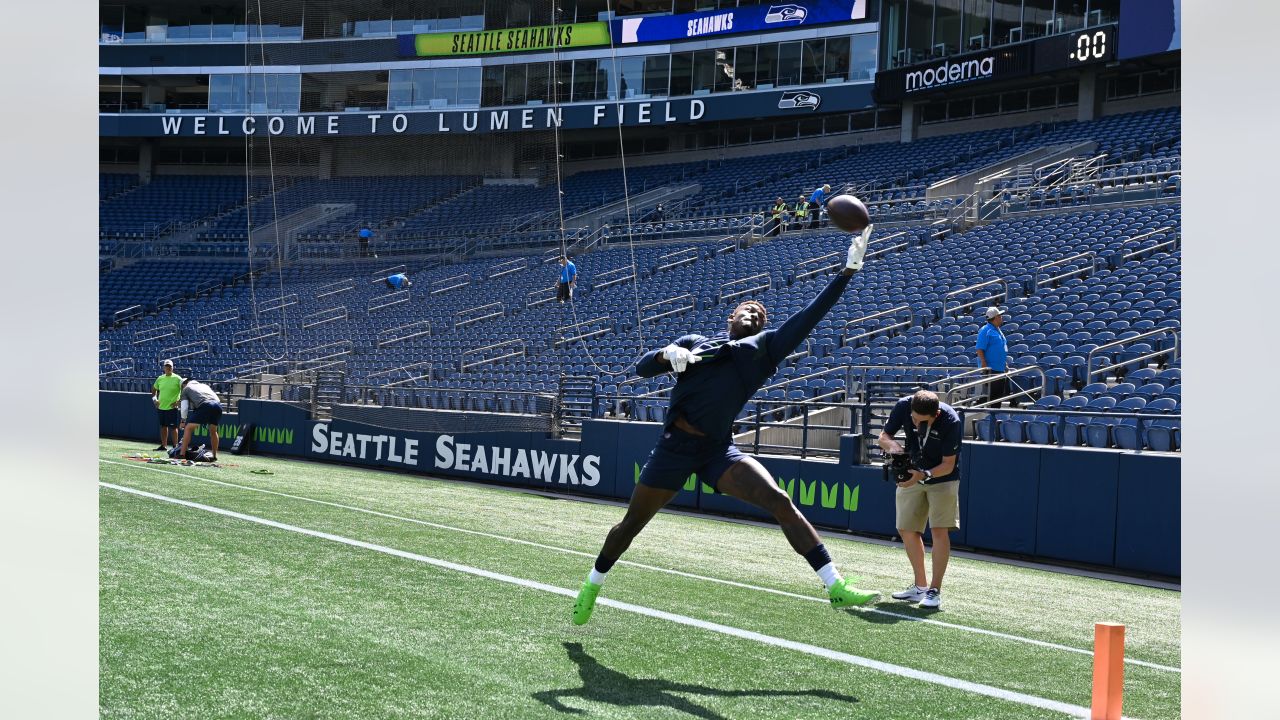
[152,396,160,407]
[846,223,874,271]
[662,344,701,374]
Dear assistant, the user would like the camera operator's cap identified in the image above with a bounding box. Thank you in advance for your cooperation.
[985,306,1006,319]
[162,359,174,367]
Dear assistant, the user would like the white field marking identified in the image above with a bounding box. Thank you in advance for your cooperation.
[99,459,1180,673]
[100,481,1105,720]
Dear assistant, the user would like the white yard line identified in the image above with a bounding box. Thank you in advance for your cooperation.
[99,458,1180,674]
[100,481,1106,720]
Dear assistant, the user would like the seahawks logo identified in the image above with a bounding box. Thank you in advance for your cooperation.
[778,91,821,110]
[765,4,808,23]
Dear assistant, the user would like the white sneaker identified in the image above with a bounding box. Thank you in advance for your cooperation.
[891,585,928,602]
[920,588,942,609]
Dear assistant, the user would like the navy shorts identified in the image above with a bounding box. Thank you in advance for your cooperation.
[157,408,179,428]
[637,426,747,492]
[189,402,223,427]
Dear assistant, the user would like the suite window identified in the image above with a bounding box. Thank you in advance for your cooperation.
[964,0,992,50]
[670,52,693,96]
[643,55,670,97]
[503,65,528,106]
[933,0,962,56]
[776,42,802,87]
[734,46,757,90]
[800,39,825,84]
[692,50,717,94]
[526,63,550,104]
[1056,1,1085,32]
[850,34,876,80]
[1086,0,1119,26]
[992,0,1021,45]
[1023,0,1055,39]
[755,43,778,87]
[824,37,850,83]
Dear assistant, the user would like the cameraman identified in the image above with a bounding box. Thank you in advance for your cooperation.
[877,389,962,609]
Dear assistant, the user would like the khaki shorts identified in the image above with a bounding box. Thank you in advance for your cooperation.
[895,480,960,533]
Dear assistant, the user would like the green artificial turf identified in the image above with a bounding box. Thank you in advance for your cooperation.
[100,439,1180,719]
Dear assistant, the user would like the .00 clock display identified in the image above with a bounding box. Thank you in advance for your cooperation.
[1033,24,1116,73]
[1070,30,1109,62]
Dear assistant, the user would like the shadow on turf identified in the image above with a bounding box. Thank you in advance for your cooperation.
[532,642,859,718]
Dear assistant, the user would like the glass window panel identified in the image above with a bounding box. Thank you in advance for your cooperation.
[436,68,459,106]
[755,43,778,87]
[1028,85,1057,108]
[669,52,693,96]
[691,50,716,94]
[851,110,876,130]
[798,118,823,137]
[503,65,527,105]
[726,126,750,145]
[553,61,573,102]
[992,0,1020,45]
[963,0,992,50]
[1058,82,1078,105]
[413,70,435,107]
[1001,89,1028,111]
[526,63,550,104]
[643,55,669,97]
[619,57,645,98]
[850,34,876,80]
[824,37,850,82]
[1087,0,1119,26]
[482,66,504,106]
[801,39,825,84]
[933,0,962,56]
[1023,0,1055,39]
[751,123,775,143]
[947,98,973,119]
[597,58,618,100]
[921,101,947,123]
[712,48,735,93]
[573,59,599,101]
[458,67,482,106]
[906,0,934,62]
[882,0,908,68]
[734,46,756,90]
[877,106,902,127]
[974,93,1000,115]
[827,114,853,133]
[777,42,802,87]
[1057,0,1085,31]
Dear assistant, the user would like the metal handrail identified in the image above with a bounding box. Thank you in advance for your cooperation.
[455,302,504,329]
[460,339,526,372]
[298,340,353,363]
[487,258,527,280]
[841,306,913,346]
[1122,236,1179,263]
[793,251,842,282]
[371,264,408,283]
[554,317,612,347]
[526,285,559,309]
[640,294,695,325]
[368,289,410,312]
[316,278,355,299]
[940,366,1048,409]
[302,306,348,329]
[719,272,771,304]
[365,361,433,387]
[231,323,281,347]
[1087,327,1180,381]
[197,308,240,329]
[132,323,177,345]
[593,263,637,291]
[1034,251,1097,290]
[430,273,470,295]
[942,278,1009,317]
[654,247,700,273]
[158,340,211,362]
[377,319,433,347]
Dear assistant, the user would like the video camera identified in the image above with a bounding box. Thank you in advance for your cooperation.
[882,452,913,484]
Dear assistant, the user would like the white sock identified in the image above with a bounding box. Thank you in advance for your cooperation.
[816,562,841,590]
[588,568,608,586]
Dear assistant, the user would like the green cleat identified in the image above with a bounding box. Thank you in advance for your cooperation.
[573,581,602,625]
[828,578,881,608]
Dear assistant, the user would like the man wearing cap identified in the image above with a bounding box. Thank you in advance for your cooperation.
[808,184,832,229]
[150,359,183,452]
[176,378,223,462]
[976,306,1009,403]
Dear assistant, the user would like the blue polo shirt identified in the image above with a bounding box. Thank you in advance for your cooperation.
[560,261,577,284]
[387,273,408,290]
[809,187,826,205]
[976,322,1008,371]
[359,227,372,239]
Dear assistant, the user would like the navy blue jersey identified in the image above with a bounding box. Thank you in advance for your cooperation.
[883,397,962,481]
[637,272,852,440]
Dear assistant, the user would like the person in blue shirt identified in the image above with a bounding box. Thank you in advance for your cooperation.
[808,184,831,229]
[975,306,1009,403]
[572,226,881,625]
[358,225,372,257]
[557,255,577,303]
[385,272,411,290]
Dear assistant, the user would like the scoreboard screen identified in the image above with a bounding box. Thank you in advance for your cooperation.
[1034,24,1118,73]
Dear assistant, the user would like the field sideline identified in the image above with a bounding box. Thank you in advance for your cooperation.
[99,438,1180,719]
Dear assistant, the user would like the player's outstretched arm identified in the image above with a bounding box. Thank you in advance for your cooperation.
[766,226,873,361]
[636,335,702,377]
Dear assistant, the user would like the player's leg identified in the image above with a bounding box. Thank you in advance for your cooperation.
[574,482,678,625]
[716,456,880,607]
[921,481,960,609]
[208,424,220,460]
[177,423,196,458]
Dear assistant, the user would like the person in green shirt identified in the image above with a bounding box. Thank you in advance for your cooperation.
[151,359,183,452]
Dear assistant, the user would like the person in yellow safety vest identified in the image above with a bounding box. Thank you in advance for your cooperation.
[769,197,787,236]
[792,194,810,232]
